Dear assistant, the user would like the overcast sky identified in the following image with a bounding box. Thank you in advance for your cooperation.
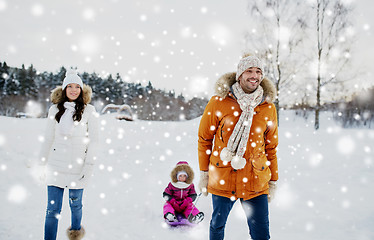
[0,0,373,98]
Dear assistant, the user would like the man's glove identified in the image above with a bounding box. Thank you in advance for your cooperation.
[268,181,277,202]
[198,171,209,196]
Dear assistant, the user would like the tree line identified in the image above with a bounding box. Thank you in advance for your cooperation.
[0,60,372,127]
[0,62,207,121]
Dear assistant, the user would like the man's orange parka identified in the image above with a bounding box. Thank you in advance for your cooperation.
[198,72,278,200]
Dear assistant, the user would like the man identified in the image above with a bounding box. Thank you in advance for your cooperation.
[198,54,278,240]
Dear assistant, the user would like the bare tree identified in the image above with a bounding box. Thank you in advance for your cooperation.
[311,0,354,129]
[245,0,308,125]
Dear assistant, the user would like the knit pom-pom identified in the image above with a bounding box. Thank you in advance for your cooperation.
[231,155,246,170]
[220,147,233,162]
[65,68,77,76]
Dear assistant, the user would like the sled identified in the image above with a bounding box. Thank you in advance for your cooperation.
[165,214,197,227]
[164,193,203,227]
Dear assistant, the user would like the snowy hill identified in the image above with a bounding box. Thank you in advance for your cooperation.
[0,111,373,240]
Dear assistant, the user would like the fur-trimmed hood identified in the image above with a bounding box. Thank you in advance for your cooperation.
[214,72,277,103]
[170,162,195,184]
[50,84,92,104]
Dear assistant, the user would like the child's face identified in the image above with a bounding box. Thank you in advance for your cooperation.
[178,174,187,182]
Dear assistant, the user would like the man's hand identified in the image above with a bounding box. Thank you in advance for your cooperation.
[198,171,209,196]
[268,181,277,202]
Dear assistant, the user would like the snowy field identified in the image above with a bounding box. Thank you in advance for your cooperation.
[0,110,373,240]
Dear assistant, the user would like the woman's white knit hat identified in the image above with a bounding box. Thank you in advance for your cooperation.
[62,68,84,90]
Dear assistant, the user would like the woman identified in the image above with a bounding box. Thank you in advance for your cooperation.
[39,69,99,240]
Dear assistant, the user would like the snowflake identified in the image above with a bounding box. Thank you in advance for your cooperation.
[8,185,27,204]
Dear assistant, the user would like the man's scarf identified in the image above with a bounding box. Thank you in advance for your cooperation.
[220,82,263,170]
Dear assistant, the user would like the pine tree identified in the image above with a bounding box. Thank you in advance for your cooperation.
[4,73,19,95]
[56,66,67,86]
[17,64,37,97]
[0,62,9,95]
[26,64,38,98]
[85,72,101,100]
[18,64,27,95]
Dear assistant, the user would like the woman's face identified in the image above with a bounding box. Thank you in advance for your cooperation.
[66,83,81,101]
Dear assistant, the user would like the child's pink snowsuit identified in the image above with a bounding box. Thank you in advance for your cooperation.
[163,161,201,218]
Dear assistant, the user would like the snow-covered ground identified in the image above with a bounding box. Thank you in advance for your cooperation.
[0,111,373,240]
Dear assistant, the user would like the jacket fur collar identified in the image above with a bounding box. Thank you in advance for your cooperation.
[170,163,194,184]
[214,72,276,103]
[50,85,92,105]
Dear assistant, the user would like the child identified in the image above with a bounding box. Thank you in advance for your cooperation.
[163,161,204,224]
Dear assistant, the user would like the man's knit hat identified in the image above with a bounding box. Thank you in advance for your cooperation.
[62,68,84,90]
[236,55,264,81]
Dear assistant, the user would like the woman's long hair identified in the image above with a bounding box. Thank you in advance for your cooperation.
[55,88,85,123]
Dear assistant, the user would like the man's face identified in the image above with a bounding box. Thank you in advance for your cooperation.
[238,67,263,94]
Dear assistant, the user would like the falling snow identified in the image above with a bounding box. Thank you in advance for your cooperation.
[7,185,28,204]
[0,0,374,239]
[0,110,373,239]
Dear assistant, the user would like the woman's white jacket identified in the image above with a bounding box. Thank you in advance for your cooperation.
[39,85,99,189]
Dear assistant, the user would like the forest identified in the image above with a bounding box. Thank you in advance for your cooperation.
[0,62,207,121]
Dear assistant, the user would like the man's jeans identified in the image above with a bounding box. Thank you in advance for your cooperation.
[44,186,83,240]
[210,194,270,240]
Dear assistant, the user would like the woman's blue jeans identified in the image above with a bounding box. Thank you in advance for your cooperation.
[44,186,83,240]
[210,194,270,240]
